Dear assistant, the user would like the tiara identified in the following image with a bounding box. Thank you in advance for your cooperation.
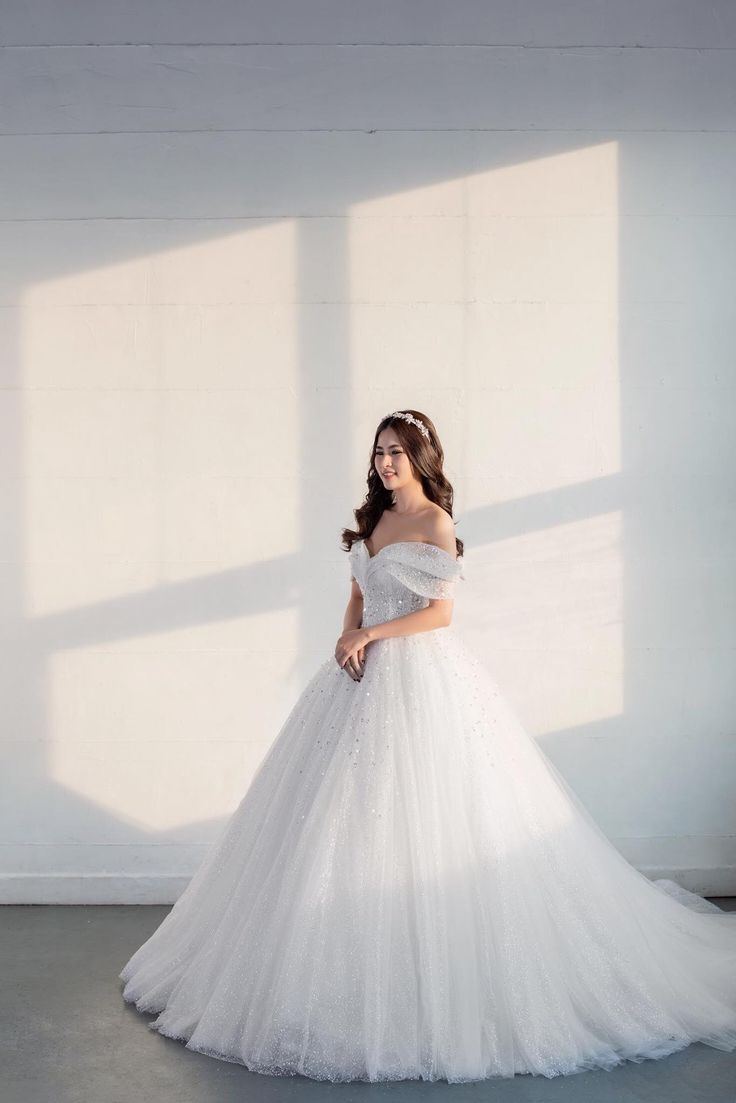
[387,410,430,439]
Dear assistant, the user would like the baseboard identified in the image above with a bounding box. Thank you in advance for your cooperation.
[1,866,734,905]
[0,874,191,905]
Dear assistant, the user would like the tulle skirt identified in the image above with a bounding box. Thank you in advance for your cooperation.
[120,627,736,1082]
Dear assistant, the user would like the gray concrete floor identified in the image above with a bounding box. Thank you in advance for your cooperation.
[1,902,735,1103]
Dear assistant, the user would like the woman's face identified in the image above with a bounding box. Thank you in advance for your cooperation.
[374,428,415,491]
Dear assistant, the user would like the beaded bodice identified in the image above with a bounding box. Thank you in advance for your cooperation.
[349,539,464,629]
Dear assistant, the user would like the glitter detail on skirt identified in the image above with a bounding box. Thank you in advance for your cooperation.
[120,538,736,1083]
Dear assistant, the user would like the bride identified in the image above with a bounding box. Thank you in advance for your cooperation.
[120,408,736,1083]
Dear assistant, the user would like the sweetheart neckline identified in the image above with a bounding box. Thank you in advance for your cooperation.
[359,538,460,564]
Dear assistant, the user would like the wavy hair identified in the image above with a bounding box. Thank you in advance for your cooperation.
[341,409,463,557]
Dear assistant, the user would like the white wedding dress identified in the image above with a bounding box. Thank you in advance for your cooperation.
[120,539,736,1083]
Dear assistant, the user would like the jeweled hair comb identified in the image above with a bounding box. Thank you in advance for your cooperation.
[386,410,430,439]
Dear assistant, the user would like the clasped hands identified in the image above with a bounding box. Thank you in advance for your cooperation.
[334,628,371,682]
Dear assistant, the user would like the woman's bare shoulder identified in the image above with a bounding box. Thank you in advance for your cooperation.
[421,506,457,557]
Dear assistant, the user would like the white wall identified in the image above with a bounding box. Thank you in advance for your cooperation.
[1,2,734,902]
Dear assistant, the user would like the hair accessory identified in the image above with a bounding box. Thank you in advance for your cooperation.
[386,410,430,439]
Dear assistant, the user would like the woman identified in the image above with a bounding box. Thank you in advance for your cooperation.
[120,409,736,1083]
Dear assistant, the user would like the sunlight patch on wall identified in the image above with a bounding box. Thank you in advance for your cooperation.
[345,142,620,487]
[467,140,619,218]
[46,610,298,831]
[446,142,622,740]
[21,220,300,613]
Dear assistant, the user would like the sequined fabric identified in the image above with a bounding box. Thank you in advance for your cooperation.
[352,538,465,627]
[120,540,736,1083]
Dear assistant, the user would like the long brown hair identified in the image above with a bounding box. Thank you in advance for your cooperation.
[341,409,463,557]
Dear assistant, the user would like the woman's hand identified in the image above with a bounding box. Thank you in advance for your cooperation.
[335,628,371,681]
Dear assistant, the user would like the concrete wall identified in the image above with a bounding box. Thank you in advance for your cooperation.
[1,2,735,902]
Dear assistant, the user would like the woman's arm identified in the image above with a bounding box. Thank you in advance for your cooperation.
[336,578,365,680]
[342,577,364,632]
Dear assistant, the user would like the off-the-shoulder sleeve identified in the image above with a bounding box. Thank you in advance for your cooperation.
[380,543,464,599]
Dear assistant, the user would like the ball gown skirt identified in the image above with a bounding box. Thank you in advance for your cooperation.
[120,539,736,1083]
